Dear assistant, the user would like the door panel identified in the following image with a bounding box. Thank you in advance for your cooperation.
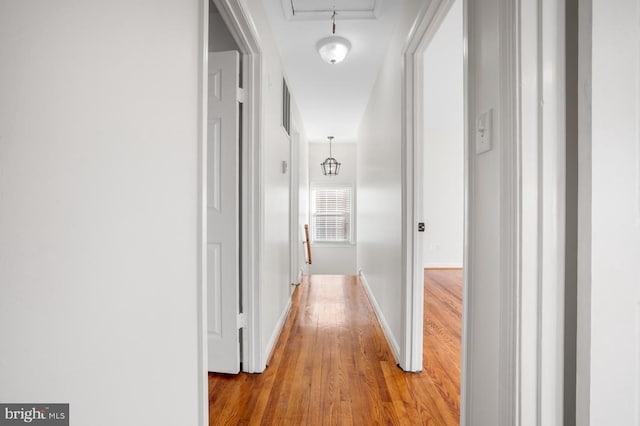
[207,51,240,374]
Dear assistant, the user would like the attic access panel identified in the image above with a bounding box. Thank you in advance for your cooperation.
[282,0,379,20]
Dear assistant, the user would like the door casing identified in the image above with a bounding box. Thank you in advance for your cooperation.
[197,2,264,424]
[402,0,568,424]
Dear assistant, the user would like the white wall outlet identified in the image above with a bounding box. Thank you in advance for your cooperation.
[476,109,493,154]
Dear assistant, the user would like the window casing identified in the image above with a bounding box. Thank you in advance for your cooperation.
[311,185,353,243]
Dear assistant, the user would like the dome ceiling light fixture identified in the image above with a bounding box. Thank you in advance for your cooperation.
[316,8,351,65]
[320,136,341,176]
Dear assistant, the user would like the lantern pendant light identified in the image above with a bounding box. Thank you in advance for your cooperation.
[321,136,341,176]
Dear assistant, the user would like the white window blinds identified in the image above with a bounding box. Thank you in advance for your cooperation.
[311,186,352,242]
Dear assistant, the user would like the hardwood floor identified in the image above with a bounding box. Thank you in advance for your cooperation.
[208,271,463,425]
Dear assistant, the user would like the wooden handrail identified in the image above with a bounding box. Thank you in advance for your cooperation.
[303,224,312,265]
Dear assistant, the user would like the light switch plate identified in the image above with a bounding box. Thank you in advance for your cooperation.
[476,109,493,154]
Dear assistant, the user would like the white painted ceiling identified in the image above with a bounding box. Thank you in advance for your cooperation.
[262,0,406,142]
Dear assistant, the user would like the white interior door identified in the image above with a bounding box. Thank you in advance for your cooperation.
[207,50,241,374]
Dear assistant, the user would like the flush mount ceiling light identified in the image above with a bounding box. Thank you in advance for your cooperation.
[320,136,341,176]
[317,36,351,64]
[316,9,351,64]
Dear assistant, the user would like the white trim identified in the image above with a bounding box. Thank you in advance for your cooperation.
[497,0,520,424]
[460,0,471,422]
[279,0,380,21]
[637,0,640,226]
[495,0,567,423]
[538,0,567,424]
[519,0,541,423]
[502,0,568,424]
[637,301,640,426]
[211,0,264,375]
[197,1,209,424]
[400,0,455,374]
[404,0,568,424]
[290,130,300,285]
[576,0,592,423]
[423,263,464,269]
[311,242,357,247]
[359,271,401,363]
[262,298,292,367]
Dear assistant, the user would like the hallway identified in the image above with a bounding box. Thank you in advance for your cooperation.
[208,271,462,425]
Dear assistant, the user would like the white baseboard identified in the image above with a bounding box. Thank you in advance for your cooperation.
[261,296,292,368]
[424,263,463,269]
[358,270,401,363]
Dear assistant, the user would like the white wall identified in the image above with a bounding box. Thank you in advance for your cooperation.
[298,128,310,278]
[309,246,357,275]
[209,4,239,52]
[292,112,310,282]
[580,0,640,423]
[357,0,422,357]
[422,0,464,269]
[308,142,357,275]
[465,0,503,423]
[0,1,201,425]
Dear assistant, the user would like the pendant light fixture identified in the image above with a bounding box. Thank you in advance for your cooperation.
[316,8,351,64]
[320,136,341,176]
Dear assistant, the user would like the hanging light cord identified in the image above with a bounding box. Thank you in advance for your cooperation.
[332,7,336,34]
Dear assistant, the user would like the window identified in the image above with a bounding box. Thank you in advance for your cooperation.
[311,186,353,243]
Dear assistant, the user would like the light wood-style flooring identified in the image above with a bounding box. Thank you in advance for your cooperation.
[209,270,462,425]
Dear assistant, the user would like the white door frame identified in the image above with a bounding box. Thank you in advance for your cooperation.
[211,0,263,375]
[197,2,264,423]
[575,0,591,423]
[521,1,568,423]
[289,129,301,285]
[196,3,209,424]
[400,0,456,374]
[402,0,567,424]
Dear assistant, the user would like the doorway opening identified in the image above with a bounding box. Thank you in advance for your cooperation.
[206,1,243,376]
[420,0,464,417]
[400,0,465,375]
[200,0,264,398]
